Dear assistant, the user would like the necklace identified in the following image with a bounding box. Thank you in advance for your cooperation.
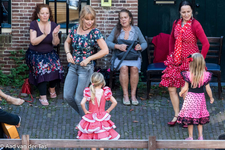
[82,26,90,31]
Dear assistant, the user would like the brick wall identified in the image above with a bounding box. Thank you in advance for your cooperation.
[91,0,138,69]
[0,0,138,73]
[1,0,44,73]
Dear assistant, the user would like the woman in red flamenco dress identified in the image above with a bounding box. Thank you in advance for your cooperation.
[77,72,120,150]
[159,0,209,127]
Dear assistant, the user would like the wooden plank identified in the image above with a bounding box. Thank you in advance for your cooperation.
[21,135,29,150]
[29,139,148,148]
[1,138,225,149]
[0,139,21,145]
[197,37,221,43]
[157,140,225,149]
[198,44,220,47]
[148,136,156,150]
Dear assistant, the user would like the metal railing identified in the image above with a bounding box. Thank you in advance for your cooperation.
[0,135,225,150]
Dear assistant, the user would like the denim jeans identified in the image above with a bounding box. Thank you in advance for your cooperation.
[63,63,94,116]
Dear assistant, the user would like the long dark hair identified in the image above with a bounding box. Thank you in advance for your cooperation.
[31,4,53,21]
[113,9,134,43]
[175,0,193,23]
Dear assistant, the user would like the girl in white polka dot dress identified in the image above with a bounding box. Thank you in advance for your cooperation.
[177,53,214,140]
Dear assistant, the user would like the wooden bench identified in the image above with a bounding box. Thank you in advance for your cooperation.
[145,36,223,99]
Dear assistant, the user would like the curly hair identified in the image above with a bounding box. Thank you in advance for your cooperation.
[31,4,53,21]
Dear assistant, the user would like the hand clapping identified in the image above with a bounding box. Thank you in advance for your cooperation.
[53,25,60,36]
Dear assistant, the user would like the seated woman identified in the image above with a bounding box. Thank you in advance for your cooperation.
[106,9,147,106]
[26,4,64,106]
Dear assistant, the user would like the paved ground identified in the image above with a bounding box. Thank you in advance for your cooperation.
[0,83,225,150]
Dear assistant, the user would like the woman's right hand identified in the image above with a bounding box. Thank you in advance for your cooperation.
[66,53,75,64]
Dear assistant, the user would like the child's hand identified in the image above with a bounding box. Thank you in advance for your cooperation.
[179,92,183,97]
[106,110,110,114]
[84,111,91,114]
[210,97,214,104]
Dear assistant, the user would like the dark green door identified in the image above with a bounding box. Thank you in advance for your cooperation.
[138,0,194,79]
[194,0,225,81]
[139,0,225,81]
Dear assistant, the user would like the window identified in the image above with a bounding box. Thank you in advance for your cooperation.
[0,0,11,28]
[46,0,89,29]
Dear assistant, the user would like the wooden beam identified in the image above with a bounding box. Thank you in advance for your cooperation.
[29,139,148,148]
[148,136,156,150]
[21,135,29,150]
[156,140,225,149]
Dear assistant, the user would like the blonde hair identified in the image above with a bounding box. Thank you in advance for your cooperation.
[189,53,206,88]
[90,72,106,104]
[79,5,96,29]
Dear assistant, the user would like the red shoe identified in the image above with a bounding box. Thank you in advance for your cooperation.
[168,116,177,126]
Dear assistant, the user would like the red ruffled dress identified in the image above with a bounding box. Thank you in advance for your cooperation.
[77,86,120,140]
[159,19,209,88]
[177,71,212,125]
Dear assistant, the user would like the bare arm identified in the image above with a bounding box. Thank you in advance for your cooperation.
[80,97,90,114]
[179,82,189,97]
[80,38,109,66]
[30,29,47,46]
[52,25,60,46]
[64,34,75,64]
[106,96,117,113]
[205,84,214,104]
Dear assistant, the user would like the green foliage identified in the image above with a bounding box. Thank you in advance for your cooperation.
[0,50,29,87]
[1,99,7,106]
[137,72,146,90]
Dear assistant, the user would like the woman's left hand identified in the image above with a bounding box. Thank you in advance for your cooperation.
[53,25,60,36]
[80,58,91,67]
[135,44,142,51]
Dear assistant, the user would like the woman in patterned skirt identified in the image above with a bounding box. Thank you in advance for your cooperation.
[26,4,64,106]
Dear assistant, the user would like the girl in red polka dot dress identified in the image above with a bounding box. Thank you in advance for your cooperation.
[77,72,120,150]
[159,1,210,127]
[177,53,214,140]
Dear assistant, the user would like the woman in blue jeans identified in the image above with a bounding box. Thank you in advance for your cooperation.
[63,5,109,117]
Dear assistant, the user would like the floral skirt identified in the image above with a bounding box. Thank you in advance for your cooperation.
[177,92,210,125]
[26,48,64,85]
[159,52,190,88]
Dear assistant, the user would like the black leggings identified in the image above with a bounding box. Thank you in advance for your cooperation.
[37,80,58,96]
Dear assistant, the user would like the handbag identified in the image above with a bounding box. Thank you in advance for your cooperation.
[111,40,139,71]
[18,78,34,103]
[116,39,140,60]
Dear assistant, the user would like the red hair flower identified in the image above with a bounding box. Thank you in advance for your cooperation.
[187,57,193,62]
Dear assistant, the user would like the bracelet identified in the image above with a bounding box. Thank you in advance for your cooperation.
[66,52,70,54]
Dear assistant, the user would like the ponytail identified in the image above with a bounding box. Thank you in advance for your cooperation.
[90,84,95,104]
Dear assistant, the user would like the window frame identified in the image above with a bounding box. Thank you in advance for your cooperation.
[1,0,11,31]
